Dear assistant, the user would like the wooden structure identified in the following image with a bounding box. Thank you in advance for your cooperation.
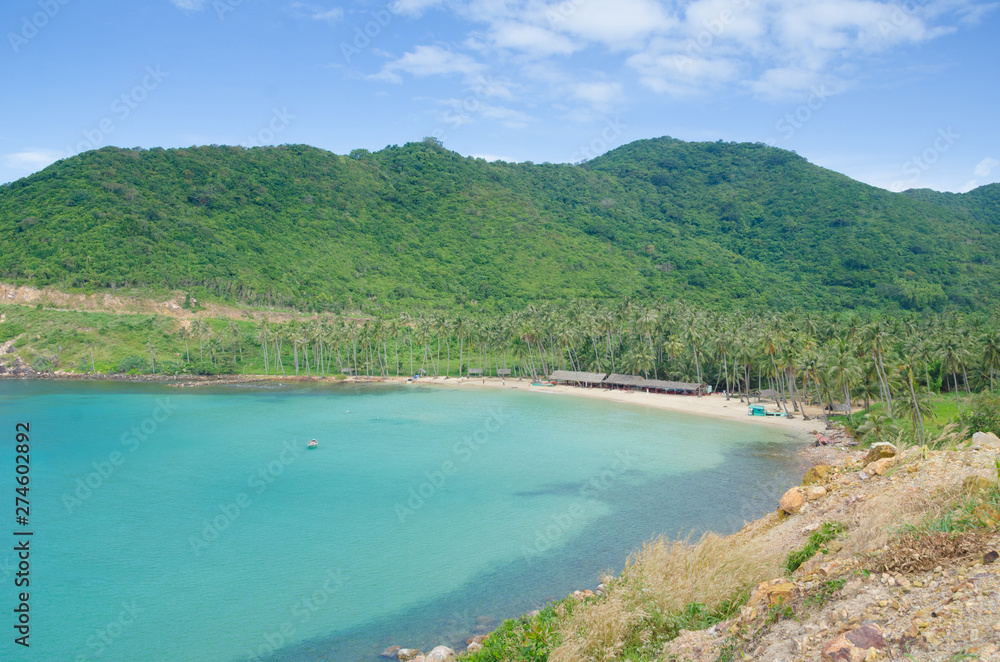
[639,378,704,395]
[467,368,484,376]
[603,373,646,389]
[549,370,607,387]
[496,368,512,377]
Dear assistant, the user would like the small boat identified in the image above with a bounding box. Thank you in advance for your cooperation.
[307,439,319,449]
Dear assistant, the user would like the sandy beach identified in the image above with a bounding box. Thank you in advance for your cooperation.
[385,375,830,435]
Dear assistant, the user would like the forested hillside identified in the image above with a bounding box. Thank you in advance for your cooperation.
[1,137,997,313]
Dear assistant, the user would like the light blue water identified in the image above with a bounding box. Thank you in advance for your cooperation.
[0,381,808,661]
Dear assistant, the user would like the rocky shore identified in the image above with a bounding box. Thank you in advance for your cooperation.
[379,430,1000,661]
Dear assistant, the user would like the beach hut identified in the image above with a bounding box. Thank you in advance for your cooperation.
[638,378,705,395]
[602,374,646,391]
[496,368,512,377]
[467,368,483,377]
[548,370,608,387]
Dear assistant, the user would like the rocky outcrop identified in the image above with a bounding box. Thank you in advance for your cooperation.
[779,486,807,515]
[803,464,833,485]
[425,646,456,662]
[821,622,887,661]
[863,442,896,465]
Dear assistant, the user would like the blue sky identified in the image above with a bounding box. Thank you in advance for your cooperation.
[1,0,998,192]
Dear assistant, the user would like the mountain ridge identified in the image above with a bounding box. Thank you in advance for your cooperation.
[2,137,997,313]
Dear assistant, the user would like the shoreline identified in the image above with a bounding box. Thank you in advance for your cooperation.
[5,371,829,435]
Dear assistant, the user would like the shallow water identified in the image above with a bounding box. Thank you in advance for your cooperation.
[0,380,807,661]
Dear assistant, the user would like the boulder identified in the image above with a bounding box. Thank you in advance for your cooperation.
[821,622,887,662]
[866,457,894,476]
[779,487,806,515]
[803,464,833,485]
[425,646,456,662]
[804,485,828,500]
[466,635,486,645]
[381,646,401,658]
[971,431,1000,449]
[397,649,422,661]
[465,641,482,653]
[863,442,896,465]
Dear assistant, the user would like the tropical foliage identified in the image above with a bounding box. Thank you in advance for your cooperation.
[2,137,999,314]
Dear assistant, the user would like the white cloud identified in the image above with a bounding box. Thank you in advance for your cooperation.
[3,149,68,181]
[548,0,675,48]
[973,156,999,177]
[489,22,580,56]
[389,0,446,17]
[289,2,343,22]
[169,0,205,10]
[372,45,485,83]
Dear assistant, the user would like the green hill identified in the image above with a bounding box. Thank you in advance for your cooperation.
[1,137,998,313]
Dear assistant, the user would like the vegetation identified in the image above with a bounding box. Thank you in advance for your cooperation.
[2,138,1000,314]
[784,522,846,574]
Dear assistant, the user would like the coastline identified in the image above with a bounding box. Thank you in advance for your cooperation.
[6,370,829,436]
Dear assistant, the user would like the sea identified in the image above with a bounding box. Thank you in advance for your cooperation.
[0,380,808,661]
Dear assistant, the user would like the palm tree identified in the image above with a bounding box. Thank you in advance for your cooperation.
[824,339,862,424]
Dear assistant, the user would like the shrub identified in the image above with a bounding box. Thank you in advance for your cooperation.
[957,392,1000,437]
[115,355,150,374]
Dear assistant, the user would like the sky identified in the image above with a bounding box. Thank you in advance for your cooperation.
[1,0,998,192]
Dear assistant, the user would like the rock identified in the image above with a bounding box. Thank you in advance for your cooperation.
[866,457,894,476]
[863,442,896,465]
[749,578,796,608]
[397,648,422,661]
[971,431,1000,449]
[466,635,486,645]
[985,550,999,565]
[821,622,887,662]
[381,645,401,657]
[465,642,482,653]
[803,464,833,485]
[974,503,1000,529]
[425,646,456,662]
[804,485,828,500]
[779,487,807,515]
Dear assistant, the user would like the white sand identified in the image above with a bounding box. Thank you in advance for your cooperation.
[382,375,828,436]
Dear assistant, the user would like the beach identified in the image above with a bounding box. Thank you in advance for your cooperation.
[386,375,830,435]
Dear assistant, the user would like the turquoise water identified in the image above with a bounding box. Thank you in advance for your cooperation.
[0,381,807,661]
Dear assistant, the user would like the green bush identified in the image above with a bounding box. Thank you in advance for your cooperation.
[31,355,55,373]
[957,392,1000,437]
[115,355,150,374]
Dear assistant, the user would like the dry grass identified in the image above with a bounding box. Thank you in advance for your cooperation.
[870,529,991,573]
[548,532,783,661]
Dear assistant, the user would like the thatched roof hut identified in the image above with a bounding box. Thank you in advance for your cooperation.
[639,379,703,393]
[603,373,646,387]
[549,370,607,385]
